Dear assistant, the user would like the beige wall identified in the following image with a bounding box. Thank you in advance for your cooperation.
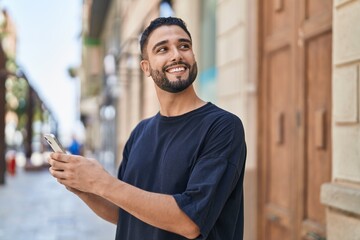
[217,1,257,239]
[321,0,360,239]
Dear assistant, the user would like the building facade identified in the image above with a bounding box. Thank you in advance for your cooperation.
[80,0,360,239]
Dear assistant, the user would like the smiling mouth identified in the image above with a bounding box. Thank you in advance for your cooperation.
[166,66,186,73]
[163,61,190,74]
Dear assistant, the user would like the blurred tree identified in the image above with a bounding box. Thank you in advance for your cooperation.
[0,43,6,184]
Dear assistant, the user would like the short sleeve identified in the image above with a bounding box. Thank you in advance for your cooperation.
[173,114,246,239]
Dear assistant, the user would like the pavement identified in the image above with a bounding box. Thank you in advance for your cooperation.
[0,167,116,240]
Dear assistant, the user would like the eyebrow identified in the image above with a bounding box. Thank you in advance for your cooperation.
[152,38,192,52]
[152,40,168,52]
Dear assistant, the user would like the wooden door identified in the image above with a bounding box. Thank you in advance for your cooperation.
[297,1,332,239]
[258,0,332,239]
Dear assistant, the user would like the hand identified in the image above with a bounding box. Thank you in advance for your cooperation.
[65,186,84,195]
[48,153,109,194]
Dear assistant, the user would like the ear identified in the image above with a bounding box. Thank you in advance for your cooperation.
[140,60,151,77]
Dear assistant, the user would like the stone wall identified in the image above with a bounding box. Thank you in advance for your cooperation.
[321,0,360,239]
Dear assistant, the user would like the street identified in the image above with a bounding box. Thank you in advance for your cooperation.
[0,167,116,240]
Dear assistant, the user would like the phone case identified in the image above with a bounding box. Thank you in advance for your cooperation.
[44,134,66,153]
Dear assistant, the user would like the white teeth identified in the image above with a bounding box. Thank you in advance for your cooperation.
[168,67,185,73]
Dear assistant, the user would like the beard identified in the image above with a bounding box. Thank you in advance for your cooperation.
[149,61,198,93]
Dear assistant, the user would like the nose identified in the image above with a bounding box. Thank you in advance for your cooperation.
[170,46,182,62]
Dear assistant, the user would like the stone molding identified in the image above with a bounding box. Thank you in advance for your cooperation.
[321,182,360,216]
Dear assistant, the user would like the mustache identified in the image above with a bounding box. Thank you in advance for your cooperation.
[162,61,191,72]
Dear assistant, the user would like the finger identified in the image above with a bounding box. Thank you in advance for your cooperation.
[48,157,57,166]
[50,152,68,163]
[48,158,66,170]
[49,166,66,179]
[48,157,53,165]
[51,167,64,171]
[50,152,60,160]
[59,154,70,163]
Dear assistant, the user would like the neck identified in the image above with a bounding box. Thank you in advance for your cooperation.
[155,85,206,117]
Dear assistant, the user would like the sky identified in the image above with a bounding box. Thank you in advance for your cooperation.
[1,0,82,141]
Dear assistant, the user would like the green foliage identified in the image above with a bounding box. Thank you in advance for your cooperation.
[5,76,29,129]
[5,77,28,112]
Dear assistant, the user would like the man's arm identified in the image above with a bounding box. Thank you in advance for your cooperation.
[48,153,200,239]
[67,188,119,224]
[98,174,200,239]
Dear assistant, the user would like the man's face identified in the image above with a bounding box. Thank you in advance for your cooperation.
[141,25,198,93]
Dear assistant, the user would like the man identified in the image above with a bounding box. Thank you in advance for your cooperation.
[48,17,247,239]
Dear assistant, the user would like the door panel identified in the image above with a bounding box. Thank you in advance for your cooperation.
[301,25,332,240]
[305,0,332,20]
[267,47,293,212]
[260,0,296,235]
[265,48,294,239]
[299,1,332,239]
[260,0,295,239]
[305,32,332,224]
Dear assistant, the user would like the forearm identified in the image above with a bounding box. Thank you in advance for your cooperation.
[96,175,200,239]
[76,191,119,224]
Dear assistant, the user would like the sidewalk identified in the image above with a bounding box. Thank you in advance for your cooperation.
[0,168,116,240]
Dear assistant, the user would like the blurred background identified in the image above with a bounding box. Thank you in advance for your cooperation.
[1,0,360,239]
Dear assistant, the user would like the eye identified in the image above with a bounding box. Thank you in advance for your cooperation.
[156,47,167,53]
[179,44,190,50]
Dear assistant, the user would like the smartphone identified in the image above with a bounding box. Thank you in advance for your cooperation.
[44,133,66,153]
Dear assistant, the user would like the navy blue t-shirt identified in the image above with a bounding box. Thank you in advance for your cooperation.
[115,103,247,240]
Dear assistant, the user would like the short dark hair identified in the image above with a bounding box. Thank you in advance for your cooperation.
[140,17,192,59]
